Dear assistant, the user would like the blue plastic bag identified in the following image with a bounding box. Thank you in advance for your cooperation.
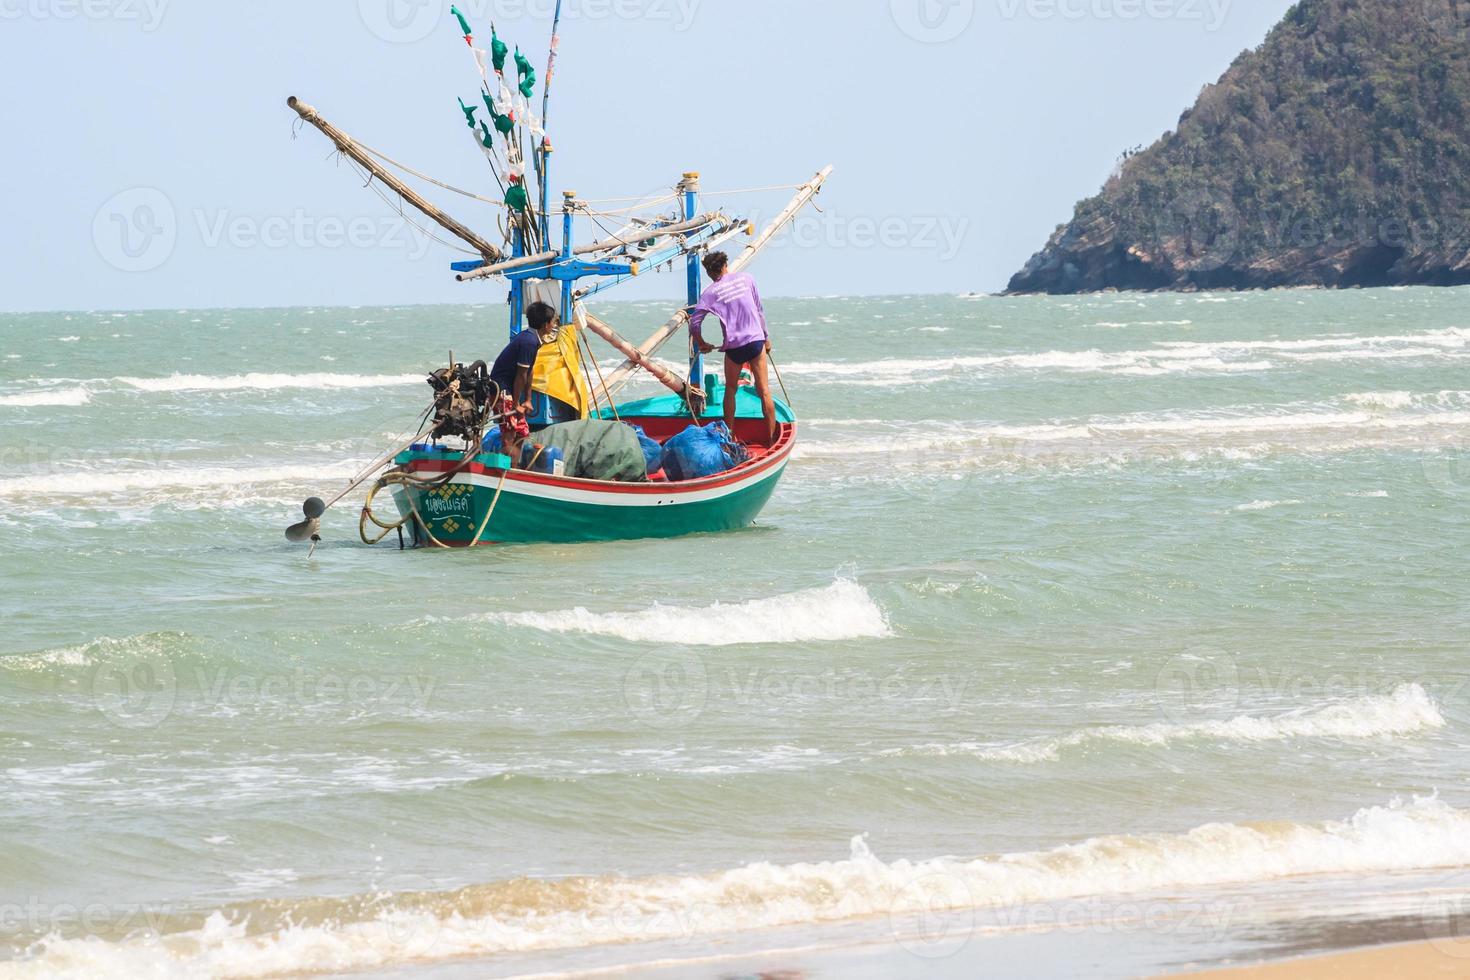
[628,425,664,475]
[660,422,750,482]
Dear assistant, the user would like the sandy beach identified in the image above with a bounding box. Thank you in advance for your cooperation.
[1176,939,1470,979]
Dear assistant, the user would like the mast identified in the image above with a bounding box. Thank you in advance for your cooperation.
[592,167,833,402]
[682,172,705,415]
[538,0,564,248]
[560,191,576,324]
[286,97,502,262]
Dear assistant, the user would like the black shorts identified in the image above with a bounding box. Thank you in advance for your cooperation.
[725,339,766,366]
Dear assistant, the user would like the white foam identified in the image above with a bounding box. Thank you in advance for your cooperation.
[778,328,1451,386]
[892,685,1444,763]
[115,372,421,393]
[0,462,366,499]
[479,580,892,646]
[1344,391,1415,410]
[793,395,1470,468]
[781,348,1273,384]
[9,796,1470,979]
[778,327,1470,386]
[1234,499,1302,512]
[0,390,90,407]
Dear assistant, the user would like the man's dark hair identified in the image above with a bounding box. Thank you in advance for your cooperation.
[526,302,558,332]
[702,251,729,279]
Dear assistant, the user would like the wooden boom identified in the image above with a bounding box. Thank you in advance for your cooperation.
[287,96,503,262]
[574,307,689,397]
[591,166,833,402]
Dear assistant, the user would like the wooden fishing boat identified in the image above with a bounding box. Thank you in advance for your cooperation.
[384,392,797,548]
[283,6,829,550]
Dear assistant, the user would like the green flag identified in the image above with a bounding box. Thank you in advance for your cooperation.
[505,182,529,213]
[449,5,472,37]
[458,97,479,129]
[491,31,509,73]
[514,48,536,99]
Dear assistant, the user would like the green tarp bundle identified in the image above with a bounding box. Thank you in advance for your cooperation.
[537,420,648,483]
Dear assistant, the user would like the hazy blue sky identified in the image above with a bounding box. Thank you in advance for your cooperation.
[0,0,1295,312]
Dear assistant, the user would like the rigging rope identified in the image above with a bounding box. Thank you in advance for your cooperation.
[355,139,504,206]
[343,156,482,256]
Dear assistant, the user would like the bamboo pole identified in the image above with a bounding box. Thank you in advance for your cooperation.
[457,248,561,281]
[576,307,688,396]
[592,166,833,402]
[287,96,503,261]
[456,213,728,282]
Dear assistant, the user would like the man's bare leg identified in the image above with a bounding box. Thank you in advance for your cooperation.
[748,350,777,446]
[723,354,742,434]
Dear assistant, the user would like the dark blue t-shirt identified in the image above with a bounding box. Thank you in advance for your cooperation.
[490,329,544,397]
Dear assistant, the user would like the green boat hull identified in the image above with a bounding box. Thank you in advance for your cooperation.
[386,399,795,548]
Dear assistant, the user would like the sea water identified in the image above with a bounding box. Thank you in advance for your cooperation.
[2,288,1469,977]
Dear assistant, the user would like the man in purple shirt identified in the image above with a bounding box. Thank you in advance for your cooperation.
[688,251,777,445]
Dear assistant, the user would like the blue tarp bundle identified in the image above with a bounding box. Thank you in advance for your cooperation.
[660,422,750,482]
[628,425,664,476]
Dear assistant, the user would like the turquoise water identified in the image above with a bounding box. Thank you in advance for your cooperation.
[2,288,1470,977]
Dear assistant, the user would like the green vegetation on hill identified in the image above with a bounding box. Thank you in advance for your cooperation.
[1007,0,1470,293]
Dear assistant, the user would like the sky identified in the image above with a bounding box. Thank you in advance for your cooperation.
[0,0,1296,312]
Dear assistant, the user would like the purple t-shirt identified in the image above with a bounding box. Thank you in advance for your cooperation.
[689,272,768,351]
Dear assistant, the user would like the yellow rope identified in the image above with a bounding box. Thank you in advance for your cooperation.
[360,474,451,549]
[465,447,540,548]
[360,448,540,550]
[768,351,795,409]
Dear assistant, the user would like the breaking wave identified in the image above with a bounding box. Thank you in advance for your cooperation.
[0,462,367,500]
[781,328,1470,385]
[477,580,892,645]
[0,390,91,407]
[888,685,1444,764]
[115,372,421,393]
[795,393,1470,466]
[8,796,1470,979]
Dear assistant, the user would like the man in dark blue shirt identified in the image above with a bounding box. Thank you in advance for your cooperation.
[491,301,556,411]
[489,302,557,464]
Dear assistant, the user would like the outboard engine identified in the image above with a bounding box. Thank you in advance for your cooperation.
[427,360,495,441]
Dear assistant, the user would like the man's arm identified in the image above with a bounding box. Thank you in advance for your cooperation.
[753,280,771,351]
[513,364,534,412]
[688,304,716,353]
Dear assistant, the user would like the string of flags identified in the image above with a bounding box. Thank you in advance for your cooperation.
[449,5,545,215]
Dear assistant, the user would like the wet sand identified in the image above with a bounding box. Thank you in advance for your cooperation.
[1175,939,1470,978]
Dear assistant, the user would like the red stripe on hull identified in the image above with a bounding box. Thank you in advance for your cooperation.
[406,420,796,495]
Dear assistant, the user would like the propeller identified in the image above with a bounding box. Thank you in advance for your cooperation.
[285,497,326,544]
